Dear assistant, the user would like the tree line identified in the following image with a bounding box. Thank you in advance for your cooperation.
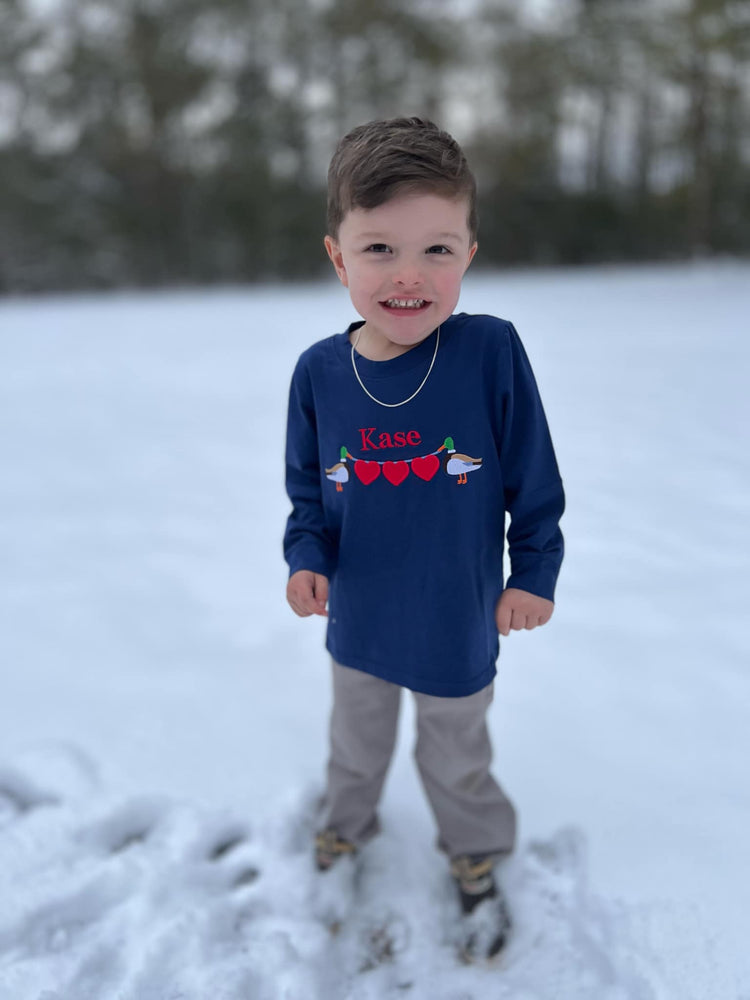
[0,0,748,293]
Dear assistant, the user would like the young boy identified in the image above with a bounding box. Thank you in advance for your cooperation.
[283,117,564,957]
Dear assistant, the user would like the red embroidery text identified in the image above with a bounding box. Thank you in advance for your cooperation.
[358,427,422,452]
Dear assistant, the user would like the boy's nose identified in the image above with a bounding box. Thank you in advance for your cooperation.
[392,261,424,287]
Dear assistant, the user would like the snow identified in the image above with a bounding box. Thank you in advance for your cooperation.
[0,262,748,998]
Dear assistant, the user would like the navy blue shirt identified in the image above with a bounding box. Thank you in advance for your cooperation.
[284,313,564,696]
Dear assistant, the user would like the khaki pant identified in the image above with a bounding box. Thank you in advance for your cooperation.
[322,660,517,860]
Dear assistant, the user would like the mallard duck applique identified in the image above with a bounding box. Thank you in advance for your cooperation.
[325,446,355,491]
[436,436,483,484]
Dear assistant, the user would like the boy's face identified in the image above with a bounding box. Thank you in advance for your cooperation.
[325,191,477,359]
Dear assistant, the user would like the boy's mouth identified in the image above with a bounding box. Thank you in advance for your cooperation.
[381,298,429,310]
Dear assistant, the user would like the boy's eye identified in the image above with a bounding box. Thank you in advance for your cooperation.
[365,243,391,253]
[427,245,452,255]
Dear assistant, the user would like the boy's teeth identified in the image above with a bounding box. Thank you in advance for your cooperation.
[386,298,425,308]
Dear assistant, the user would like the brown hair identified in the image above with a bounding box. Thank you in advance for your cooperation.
[326,117,478,242]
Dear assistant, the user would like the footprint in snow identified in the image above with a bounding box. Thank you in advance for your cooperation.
[0,766,58,824]
[1,870,133,961]
[195,823,261,890]
[77,795,168,855]
[2,742,98,804]
[76,799,261,892]
[0,757,266,1000]
[493,828,665,1000]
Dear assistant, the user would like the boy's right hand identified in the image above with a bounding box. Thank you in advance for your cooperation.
[287,570,329,618]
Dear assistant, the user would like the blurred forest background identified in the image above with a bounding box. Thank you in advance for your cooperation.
[0,0,749,293]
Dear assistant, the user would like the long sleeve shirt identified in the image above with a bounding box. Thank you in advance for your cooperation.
[284,313,564,697]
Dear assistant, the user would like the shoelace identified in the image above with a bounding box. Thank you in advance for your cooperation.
[450,855,495,895]
[315,830,356,860]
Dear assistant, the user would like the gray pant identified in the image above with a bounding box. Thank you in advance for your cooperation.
[322,660,517,860]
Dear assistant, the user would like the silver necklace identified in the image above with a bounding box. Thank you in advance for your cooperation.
[350,326,440,408]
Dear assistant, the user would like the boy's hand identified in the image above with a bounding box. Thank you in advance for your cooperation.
[495,588,554,636]
[287,570,329,618]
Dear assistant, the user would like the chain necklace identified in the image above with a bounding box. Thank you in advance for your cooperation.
[350,326,440,408]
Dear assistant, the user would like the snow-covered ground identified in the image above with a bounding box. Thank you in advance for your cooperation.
[0,263,748,999]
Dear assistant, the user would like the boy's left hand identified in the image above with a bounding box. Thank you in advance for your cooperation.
[495,588,554,636]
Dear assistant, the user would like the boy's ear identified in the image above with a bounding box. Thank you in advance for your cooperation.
[324,236,348,287]
[466,242,478,270]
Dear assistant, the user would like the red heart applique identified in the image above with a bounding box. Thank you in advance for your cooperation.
[383,461,409,486]
[354,460,381,485]
[411,454,440,482]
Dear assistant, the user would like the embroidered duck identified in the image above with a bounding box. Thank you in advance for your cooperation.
[436,436,482,485]
[325,446,355,491]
